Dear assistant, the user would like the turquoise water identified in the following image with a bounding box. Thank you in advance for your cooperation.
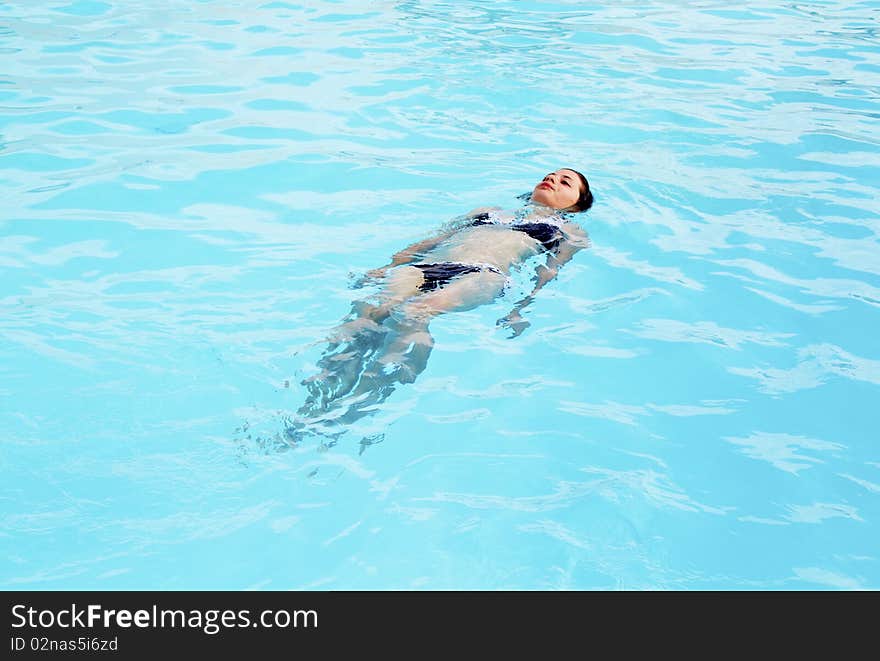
[2,0,879,589]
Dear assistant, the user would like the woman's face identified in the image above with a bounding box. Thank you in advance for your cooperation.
[530,169,582,209]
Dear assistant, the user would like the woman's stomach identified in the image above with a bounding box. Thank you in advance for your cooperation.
[419,225,540,272]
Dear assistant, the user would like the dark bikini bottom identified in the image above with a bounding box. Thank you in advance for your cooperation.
[412,262,501,293]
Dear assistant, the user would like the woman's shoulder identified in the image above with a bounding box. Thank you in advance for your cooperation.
[439,206,506,233]
[464,205,504,219]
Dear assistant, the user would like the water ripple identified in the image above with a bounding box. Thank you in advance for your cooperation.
[3,0,879,589]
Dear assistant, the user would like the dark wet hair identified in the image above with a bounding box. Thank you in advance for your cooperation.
[566,168,593,212]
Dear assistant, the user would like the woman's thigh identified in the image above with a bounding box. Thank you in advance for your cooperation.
[379,265,425,306]
[400,269,507,318]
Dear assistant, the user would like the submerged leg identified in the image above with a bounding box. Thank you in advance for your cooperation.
[347,267,505,393]
[289,267,506,442]
[290,266,426,434]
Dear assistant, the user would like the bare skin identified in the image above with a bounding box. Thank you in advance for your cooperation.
[287,169,590,446]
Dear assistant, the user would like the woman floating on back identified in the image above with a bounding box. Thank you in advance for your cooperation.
[281,168,593,449]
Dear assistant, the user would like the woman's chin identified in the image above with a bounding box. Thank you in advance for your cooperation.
[529,192,552,207]
[529,196,559,210]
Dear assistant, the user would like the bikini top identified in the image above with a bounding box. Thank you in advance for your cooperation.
[469,210,565,253]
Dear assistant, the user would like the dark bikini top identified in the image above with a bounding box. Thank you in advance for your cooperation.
[470,212,564,253]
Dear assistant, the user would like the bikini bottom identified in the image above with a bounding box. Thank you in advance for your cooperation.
[412,262,502,293]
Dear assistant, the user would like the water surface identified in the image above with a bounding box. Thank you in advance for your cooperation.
[2,0,879,589]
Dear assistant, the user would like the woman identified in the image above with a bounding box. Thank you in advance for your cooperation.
[284,168,593,448]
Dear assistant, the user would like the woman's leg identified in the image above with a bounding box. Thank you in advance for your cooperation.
[347,268,507,394]
[292,267,506,440]
[324,265,425,343]
[296,266,427,418]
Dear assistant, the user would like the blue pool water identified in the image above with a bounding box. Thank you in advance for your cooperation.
[2,0,879,589]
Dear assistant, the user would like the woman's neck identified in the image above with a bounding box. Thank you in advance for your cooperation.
[518,203,565,221]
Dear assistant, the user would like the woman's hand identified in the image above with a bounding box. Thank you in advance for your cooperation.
[350,267,388,289]
[364,267,388,280]
[496,310,530,338]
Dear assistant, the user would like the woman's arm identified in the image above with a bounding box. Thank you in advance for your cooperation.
[360,207,499,282]
[496,223,589,337]
[361,229,457,281]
